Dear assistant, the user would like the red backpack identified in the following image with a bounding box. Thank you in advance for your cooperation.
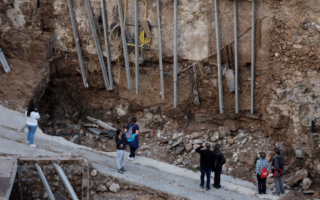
[260,167,269,179]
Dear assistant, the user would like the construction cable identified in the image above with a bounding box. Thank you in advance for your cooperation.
[193,63,200,106]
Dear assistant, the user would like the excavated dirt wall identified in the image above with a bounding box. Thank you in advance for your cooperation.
[1,0,320,179]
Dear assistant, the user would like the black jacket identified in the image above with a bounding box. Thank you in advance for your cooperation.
[115,134,127,150]
[212,153,226,170]
[272,154,284,173]
[195,146,215,168]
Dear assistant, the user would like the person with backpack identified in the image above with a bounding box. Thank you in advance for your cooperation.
[115,129,127,174]
[271,147,285,196]
[212,144,225,189]
[256,152,270,194]
[125,117,140,161]
[25,102,40,147]
[195,143,215,191]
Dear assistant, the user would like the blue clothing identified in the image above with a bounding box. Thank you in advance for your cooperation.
[256,158,270,174]
[126,123,139,149]
[27,125,37,144]
[200,167,211,189]
[129,146,136,158]
[127,134,137,142]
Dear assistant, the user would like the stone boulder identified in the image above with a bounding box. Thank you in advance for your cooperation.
[218,126,226,139]
[90,169,97,177]
[185,143,193,152]
[140,145,150,151]
[224,120,238,131]
[159,138,169,144]
[227,138,235,144]
[97,184,107,192]
[190,132,201,140]
[288,169,308,186]
[239,153,256,166]
[302,178,312,190]
[109,183,120,193]
[234,133,245,140]
[210,131,219,142]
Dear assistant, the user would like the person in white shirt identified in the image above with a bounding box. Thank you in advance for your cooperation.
[25,103,40,147]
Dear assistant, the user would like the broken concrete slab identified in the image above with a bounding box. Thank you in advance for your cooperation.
[167,137,183,149]
[87,128,102,135]
[86,116,116,131]
[0,157,17,200]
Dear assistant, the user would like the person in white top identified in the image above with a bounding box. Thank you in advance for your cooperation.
[25,103,40,147]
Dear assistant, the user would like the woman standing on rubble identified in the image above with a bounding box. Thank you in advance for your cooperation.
[25,102,40,147]
[125,117,140,161]
[115,129,127,174]
[212,144,225,189]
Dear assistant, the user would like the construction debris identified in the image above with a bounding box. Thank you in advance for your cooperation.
[86,116,116,131]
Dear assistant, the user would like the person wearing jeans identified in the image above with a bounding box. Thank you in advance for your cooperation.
[25,102,40,147]
[125,117,140,161]
[272,148,285,196]
[195,143,215,191]
[115,129,127,174]
[256,152,270,194]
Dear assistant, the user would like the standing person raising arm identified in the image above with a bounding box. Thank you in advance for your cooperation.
[25,102,40,147]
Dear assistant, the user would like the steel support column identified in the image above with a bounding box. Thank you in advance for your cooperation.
[101,0,114,90]
[157,0,164,100]
[234,0,239,113]
[118,0,132,91]
[35,164,55,200]
[84,0,110,90]
[135,0,139,94]
[214,0,223,113]
[173,0,178,108]
[54,163,79,200]
[67,0,88,88]
[251,0,255,113]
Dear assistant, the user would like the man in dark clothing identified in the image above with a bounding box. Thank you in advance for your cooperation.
[271,147,285,196]
[125,117,140,161]
[212,144,225,189]
[195,143,215,191]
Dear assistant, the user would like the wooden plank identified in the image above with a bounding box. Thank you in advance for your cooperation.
[141,19,152,38]
[0,48,11,73]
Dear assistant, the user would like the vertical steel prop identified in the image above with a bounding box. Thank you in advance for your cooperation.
[234,0,239,113]
[251,0,255,113]
[215,0,223,113]
[173,0,178,108]
[118,0,132,91]
[157,0,164,100]
[135,0,139,94]
[67,0,88,88]
[101,0,114,90]
[84,0,110,90]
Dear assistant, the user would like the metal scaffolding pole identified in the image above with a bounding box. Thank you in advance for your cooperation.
[251,0,255,114]
[53,163,79,200]
[214,0,223,113]
[234,0,239,114]
[35,164,55,200]
[173,0,178,108]
[157,0,164,100]
[67,0,88,88]
[101,0,114,90]
[135,0,139,94]
[118,0,132,91]
[84,0,110,90]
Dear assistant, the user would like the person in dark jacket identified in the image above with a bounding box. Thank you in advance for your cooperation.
[195,143,215,191]
[115,129,127,174]
[212,144,225,189]
[271,147,285,196]
[125,117,140,161]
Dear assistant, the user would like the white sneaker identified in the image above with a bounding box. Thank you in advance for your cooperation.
[30,144,37,147]
[128,157,131,160]
[26,141,30,144]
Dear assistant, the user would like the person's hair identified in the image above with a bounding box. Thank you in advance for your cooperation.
[27,102,35,117]
[205,143,211,149]
[131,117,137,123]
[116,129,122,136]
[274,147,281,155]
[214,144,221,156]
[259,152,266,158]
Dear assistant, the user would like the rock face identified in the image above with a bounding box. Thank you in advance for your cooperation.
[288,169,308,186]
[109,183,120,193]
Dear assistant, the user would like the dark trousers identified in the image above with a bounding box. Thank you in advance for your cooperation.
[256,174,267,194]
[213,167,222,187]
[129,146,136,158]
[200,167,211,189]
